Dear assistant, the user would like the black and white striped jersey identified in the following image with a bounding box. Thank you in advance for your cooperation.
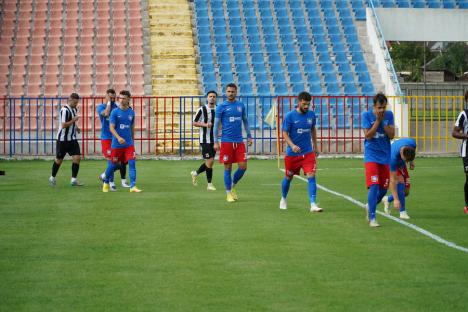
[194,105,215,144]
[56,105,78,142]
[455,109,468,157]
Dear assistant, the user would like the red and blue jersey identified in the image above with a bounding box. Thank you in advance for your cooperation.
[282,110,316,156]
[97,102,118,140]
[215,100,250,143]
[362,110,394,164]
[109,107,135,148]
[390,138,416,171]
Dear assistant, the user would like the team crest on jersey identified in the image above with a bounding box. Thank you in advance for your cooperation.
[307,118,313,124]
[223,155,229,161]
[237,106,242,112]
[128,116,133,121]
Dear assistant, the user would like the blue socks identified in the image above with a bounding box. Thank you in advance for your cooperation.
[281,177,291,198]
[128,159,136,187]
[367,184,379,220]
[104,160,116,183]
[308,176,317,204]
[233,168,246,185]
[387,183,406,212]
[377,188,387,204]
[224,169,232,191]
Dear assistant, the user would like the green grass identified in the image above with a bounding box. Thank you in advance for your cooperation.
[0,158,467,311]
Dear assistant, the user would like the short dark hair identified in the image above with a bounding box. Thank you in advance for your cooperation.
[297,91,311,102]
[225,83,237,90]
[70,92,80,100]
[206,90,218,97]
[373,92,387,106]
[402,146,416,162]
[107,88,116,95]
[120,90,131,98]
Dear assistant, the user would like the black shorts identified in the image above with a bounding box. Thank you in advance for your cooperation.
[201,143,216,160]
[56,140,81,159]
[463,157,468,173]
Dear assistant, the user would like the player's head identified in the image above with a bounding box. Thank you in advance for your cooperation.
[297,91,311,114]
[225,83,237,101]
[106,88,116,102]
[118,90,131,108]
[69,93,80,107]
[373,92,387,114]
[206,90,217,106]
[401,146,416,162]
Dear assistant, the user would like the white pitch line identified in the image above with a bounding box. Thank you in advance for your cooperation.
[282,169,468,253]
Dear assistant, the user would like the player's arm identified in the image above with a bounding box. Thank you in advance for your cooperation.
[312,126,319,155]
[110,123,125,145]
[389,170,401,210]
[242,108,253,146]
[452,125,468,139]
[383,111,395,139]
[363,113,381,139]
[61,110,78,129]
[283,130,300,153]
[100,101,112,117]
[193,109,210,128]
[213,117,221,151]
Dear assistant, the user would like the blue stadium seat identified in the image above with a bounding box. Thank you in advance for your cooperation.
[344,84,359,95]
[320,63,335,73]
[232,43,247,53]
[272,73,286,84]
[202,73,217,85]
[316,116,330,129]
[234,53,248,64]
[358,72,371,84]
[302,53,315,64]
[235,63,249,73]
[302,60,317,72]
[199,44,212,53]
[268,53,282,64]
[338,63,352,73]
[200,53,214,64]
[265,43,280,53]
[237,73,251,83]
[327,26,341,36]
[217,53,231,64]
[318,53,332,64]
[341,73,355,84]
[257,83,271,96]
[239,83,254,95]
[282,43,296,54]
[289,73,303,84]
[285,53,298,63]
[274,83,289,95]
[299,43,313,54]
[397,0,411,8]
[251,53,264,64]
[309,83,323,95]
[288,63,301,73]
[220,73,234,85]
[291,83,306,94]
[354,62,368,73]
[253,63,267,73]
[332,43,347,53]
[324,73,338,84]
[270,63,283,74]
[335,52,349,64]
[219,63,232,74]
[352,53,365,64]
[361,83,375,95]
[326,83,341,95]
[255,72,269,83]
[201,63,215,73]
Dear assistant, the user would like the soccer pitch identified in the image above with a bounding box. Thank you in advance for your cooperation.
[1,158,467,311]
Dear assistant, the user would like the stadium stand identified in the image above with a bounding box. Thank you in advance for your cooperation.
[0,0,148,97]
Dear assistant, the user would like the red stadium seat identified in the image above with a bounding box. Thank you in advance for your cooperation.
[46,55,61,66]
[45,65,60,75]
[10,85,25,97]
[79,36,94,48]
[62,64,77,75]
[79,75,93,85]
[78,65,93,75]
[28,64,43,75]
[113,54,127,65]
[27,74,42,85]
[79,54,94,65]
[26,85,42,97]
[113,73,127,85]
[44,84,59,97]
[61,83,76,95]
[62,73,77,84]
[11,64,26,77]
[63,55,77,66]
[63,45,78,55]
[77,84,93,96]
[95,55,110,65]
[130,84,145,96]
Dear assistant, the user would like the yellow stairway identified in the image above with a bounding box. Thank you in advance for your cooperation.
[148,0,201,152]
[148,0,199,96]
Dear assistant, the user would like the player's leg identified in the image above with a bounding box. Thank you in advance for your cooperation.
[103,148,119,192]
[220,143,235,201]
[205,156,216,191]
[99,139,111,183]
[69,141,83,186]
[365,162,380,226]
[120,162,129,187]
[280,156,296,210]
[231,143,247,199]
[50,141,65,185]
[304,153,322,212]
[126,146,141,192]
[463,158,468,214]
